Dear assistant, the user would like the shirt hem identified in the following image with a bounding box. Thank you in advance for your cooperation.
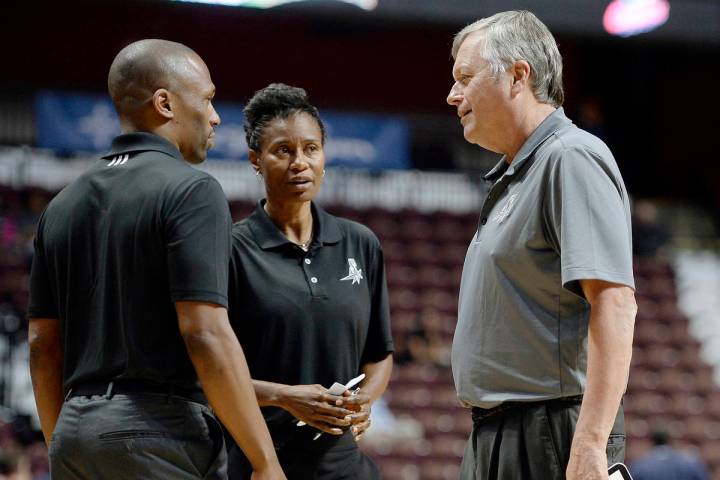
[170,291,229,308]
[562,268,635,290]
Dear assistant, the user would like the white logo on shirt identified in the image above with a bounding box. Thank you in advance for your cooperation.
[492,193,518,224]
[107,154,129,167]
[340,258,363,285]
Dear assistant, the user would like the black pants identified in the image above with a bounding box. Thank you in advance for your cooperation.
[49,393,227,479]
[228,428,380,479]
[459,397,625,480]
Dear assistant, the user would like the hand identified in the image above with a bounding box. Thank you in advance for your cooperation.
[279,384,353,435]
[340,390,372,441]
[251,463,287,480]
[339,389,371,412]
[566,440,608,480]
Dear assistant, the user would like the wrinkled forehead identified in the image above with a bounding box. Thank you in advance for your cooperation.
[262,112,323,146]
[452,32,489,76]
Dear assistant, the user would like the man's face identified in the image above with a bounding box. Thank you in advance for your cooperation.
[447,33,511,153]
[171,55,220,164]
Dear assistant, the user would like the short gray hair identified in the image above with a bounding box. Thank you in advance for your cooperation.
[452,10,564,107]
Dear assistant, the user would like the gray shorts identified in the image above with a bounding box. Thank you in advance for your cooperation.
[49,393,227,479]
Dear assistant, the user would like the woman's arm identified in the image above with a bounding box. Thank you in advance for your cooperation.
[359,353,393,403]
[343,353,393,440]
[252,380,354,435]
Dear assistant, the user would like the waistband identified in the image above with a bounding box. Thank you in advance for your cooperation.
[66,380,207,405]
[471,394,584,423]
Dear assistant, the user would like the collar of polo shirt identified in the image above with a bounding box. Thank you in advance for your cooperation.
[484,107,571,182]
[101,132,184,162]
[248,199,343,251]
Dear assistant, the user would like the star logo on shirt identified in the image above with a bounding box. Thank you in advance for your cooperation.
[492,193,519,224]
[340,258,363,285]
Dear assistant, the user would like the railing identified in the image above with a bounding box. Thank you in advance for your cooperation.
[0,146,487,213]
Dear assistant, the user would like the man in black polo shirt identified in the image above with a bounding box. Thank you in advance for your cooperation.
[27,39,284,479]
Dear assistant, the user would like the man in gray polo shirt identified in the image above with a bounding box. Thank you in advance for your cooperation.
[447,11,637,480]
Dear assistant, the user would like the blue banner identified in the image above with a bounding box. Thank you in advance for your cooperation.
[36,91,409,169]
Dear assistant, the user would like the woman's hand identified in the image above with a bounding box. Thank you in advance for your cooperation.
[340,390,372,441]
[278,384,354,435]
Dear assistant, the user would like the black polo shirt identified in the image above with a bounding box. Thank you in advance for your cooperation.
[27,132,232,391]
[228,200,394,429]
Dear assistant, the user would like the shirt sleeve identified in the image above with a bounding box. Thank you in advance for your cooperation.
[543,145,635,298]
[361,235,394,364]
[27,212,59,319]
[165,176,231,308]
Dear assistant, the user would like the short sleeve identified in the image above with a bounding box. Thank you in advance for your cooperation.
[166,177,231,308]
[361,237,394,364]
[543,146,635,297]
[27,214,59,319]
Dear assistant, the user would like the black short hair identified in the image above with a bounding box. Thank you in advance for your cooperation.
[243,83,326,151]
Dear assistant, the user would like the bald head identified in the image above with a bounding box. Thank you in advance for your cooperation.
[107,39,220,164]
[108,39,205,118]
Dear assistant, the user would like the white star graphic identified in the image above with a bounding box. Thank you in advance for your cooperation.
[340,258,363,285]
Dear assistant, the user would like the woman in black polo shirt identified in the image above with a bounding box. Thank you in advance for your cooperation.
[226,83,394,479]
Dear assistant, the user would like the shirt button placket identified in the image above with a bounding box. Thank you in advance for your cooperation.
[303,256,318,293]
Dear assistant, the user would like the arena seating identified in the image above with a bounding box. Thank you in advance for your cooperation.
[1,190,719,479]
[319,204,720,480]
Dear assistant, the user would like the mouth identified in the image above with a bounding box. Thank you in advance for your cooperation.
[459,110,471,123]
[288,177,314,190]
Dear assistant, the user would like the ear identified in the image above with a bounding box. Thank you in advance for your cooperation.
[152,89,174,119]
[510,60,531,97]
[248,150,262,174]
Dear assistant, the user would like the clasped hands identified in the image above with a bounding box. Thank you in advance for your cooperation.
[280,384,371,441]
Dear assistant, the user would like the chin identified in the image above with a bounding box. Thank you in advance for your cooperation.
[296,190,318,203]
[463,129,489,150]
[463,129,481,145]
[186,150,208,165]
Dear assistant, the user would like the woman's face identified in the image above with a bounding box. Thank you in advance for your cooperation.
[251,111,325,205]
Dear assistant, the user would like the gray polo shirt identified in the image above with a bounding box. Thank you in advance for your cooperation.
[451,108,634,409]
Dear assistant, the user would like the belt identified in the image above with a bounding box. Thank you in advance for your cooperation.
[471,394,584,423]
[66,380,207,405]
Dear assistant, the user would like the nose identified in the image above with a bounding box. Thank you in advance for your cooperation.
[210,103,221,127]
[447,82,462,106]
[289,151,310,172]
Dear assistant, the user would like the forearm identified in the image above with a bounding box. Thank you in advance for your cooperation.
[252,380,290,408]
[183,322,277,471]
[28,319,64,446]
[30,358,64,445]
[573,286,636,447]
[360,354,393,404]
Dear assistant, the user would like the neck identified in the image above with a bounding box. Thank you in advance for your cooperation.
[120,117,181,152]
[504,103,556,164]
[264,198,314,246]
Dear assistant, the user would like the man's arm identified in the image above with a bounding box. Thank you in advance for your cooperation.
[566,279,636,480]
[28,318,64,447]
[176,301,285,480]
